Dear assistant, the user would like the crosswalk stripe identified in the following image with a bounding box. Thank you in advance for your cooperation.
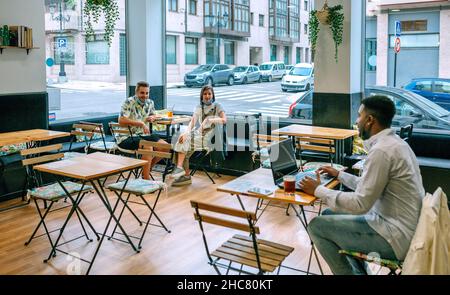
[246,95,286,102]
[226,94,267,101]
[259,106,290,110]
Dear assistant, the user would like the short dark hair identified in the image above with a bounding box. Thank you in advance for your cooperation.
[135,81,149,93]
[361,95,396,128]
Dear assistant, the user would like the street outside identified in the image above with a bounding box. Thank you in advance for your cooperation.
[49,80,298,121]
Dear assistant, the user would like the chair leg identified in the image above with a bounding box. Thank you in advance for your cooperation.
[110,193,142,240]
[24,198,55,247]
[137,190,170,249]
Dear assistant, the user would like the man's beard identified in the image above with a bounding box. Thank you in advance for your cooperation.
[359,125,371,141]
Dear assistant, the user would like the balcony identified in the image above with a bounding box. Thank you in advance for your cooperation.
[45,10,81,33]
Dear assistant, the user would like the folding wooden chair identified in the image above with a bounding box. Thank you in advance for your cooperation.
[191,200,294,275]
[21,144,97,250]
[78,121,117,154]
[295,137,335,169]
[109,122,138,158]
[138,140,174,182]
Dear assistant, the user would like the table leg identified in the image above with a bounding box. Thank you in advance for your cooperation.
[289,204,324,275]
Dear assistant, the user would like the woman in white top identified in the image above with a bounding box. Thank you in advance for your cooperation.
[171,85,227,185]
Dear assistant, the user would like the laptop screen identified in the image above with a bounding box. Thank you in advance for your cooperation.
[268,139,298,185]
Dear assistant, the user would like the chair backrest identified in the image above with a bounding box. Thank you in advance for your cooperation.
[137,140,173,159]
[69,122,105,152]
[400,124,414,143]
[296,137,335,154]
[190,200,259,234]
[253,134,288,150]
[20,144,64,188]
[20,143,64,167]
[109,122,133,142]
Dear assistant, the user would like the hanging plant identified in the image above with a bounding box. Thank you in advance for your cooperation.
[308,1,344,63]
[83,0,120,46]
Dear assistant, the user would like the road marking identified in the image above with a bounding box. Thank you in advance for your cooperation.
[246,95,286,102]
[225,93,268,101]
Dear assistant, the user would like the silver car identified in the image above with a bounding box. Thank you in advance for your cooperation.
[233,66,262,84]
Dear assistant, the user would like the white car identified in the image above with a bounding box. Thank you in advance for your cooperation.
[281,63,314,92]
[259,61,286,82]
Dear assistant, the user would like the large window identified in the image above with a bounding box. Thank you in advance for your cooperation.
[364,0,450,133]
[45,0,126,121]
[259,14,265,27]
[86,35,110,65]
[224,41,235,65]
[166,35,177,64]
[233,0,250,33]
[185,37,198,65]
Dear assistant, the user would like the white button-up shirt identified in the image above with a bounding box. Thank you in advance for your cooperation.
[315,128,425,260]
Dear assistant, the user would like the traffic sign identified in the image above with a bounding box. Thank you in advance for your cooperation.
[57,37,67,48]
[395,21,402,37]
[394,37,401,53]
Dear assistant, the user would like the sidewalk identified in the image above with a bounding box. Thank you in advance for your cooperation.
[48,79,185,90]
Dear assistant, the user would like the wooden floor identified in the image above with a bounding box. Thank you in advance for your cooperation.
[0,171,331,275]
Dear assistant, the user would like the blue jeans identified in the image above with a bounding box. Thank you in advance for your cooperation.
[308,209,397,275]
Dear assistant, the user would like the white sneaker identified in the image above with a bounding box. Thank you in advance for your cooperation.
[170,167,185,179]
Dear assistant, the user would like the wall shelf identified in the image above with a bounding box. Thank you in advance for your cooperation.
[0,46,39,55]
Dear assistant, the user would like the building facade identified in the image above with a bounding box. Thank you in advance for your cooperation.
[166,0,312,83]
[45,0,126,83]
[365,0,450,87]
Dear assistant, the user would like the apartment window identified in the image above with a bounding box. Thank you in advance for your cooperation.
[54,36,75,65]
[259,14,264,27]
[224,41,235,65]
[166,35,177,64]
[366,39,377,72]
[401,20,427,32]
[185,37,198,65]
[188,0,197,15]
[250,12,254,25]
[284,46,290,65]
[233,0,250,33]
[270,44,277,61]
[86,34,110,64]
[168,0,177,12]
[296,47,301,63]
[304,0,309,11]
[206,38,217,64]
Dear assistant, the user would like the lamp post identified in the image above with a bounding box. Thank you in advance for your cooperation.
[50,1,71,82]
[215,10,229,64]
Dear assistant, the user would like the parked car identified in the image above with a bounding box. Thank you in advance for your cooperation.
[233,65,262,84]
[259,61,286,82]
[281,63,314,92]
[285,65,294,75]
[288,86,450,130]
[404,78,450,111]
[184,64,234,87]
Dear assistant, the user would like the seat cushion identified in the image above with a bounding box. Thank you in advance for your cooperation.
[89,141,117,151]
[29,181,93,201]
[107,179,165,195]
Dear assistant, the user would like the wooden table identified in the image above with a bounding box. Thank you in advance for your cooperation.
[151,115,191,142]
[272,125,359,164]
[34,152,147,275]
[0,129,70,146]
[218,168,340,275]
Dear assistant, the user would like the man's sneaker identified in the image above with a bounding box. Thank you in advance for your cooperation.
[170,167,185,179]
[172,175,192,186]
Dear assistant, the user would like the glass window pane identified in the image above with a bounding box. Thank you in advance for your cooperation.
[166,35,176,64]
[86,37,110,64]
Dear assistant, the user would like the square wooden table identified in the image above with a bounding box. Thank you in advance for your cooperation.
[218,168,341,275]
[272,125,359,164]
[0,129,70,147]
[34,152,147,274]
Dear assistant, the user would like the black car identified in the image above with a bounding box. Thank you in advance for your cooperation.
[288,86,450,130]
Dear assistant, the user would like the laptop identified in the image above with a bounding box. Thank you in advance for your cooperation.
[268,139,335,191]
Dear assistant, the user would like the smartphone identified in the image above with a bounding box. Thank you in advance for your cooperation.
[248,187,274,196]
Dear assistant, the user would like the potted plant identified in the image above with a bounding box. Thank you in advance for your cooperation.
[308,0,344,62]
[83,0,120,46]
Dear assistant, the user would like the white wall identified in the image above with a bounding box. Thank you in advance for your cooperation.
[0,0,46,94]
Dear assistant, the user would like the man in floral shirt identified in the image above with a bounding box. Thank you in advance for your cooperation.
[118,81,168,180]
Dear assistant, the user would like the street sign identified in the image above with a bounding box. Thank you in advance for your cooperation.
[395,21,402,37]
[57,37,67,48]
[394,37,401,53]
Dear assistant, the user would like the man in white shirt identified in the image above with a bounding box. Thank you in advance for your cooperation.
[300,95,424,275]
